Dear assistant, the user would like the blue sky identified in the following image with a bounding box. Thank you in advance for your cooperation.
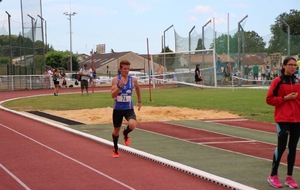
[0,0,298,55]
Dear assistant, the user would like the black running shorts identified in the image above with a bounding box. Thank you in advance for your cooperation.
[113,109,136,128]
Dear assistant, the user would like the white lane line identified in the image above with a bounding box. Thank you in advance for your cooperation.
[201,140,255,145]
[0,123,135,190]
[0,163,31,190]
[204,119,248,122]
[186,137,233,141]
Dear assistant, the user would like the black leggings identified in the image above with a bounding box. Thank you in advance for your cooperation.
[271,122,300,176]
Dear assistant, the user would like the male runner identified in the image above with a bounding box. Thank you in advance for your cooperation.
[111,60,142,157]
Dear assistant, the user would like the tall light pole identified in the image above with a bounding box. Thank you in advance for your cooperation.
[37,14,45,69]
[202,19,211,64]
[163,24,173,73]
[64,11,77,72]
[281,20,290,56]
[45,20,48,53]
[5,11,12,75]
[189,26,195,71]
[27,14,35,74]
[227,13,230,62]
[238,15,248,72]
[202,20,211,50]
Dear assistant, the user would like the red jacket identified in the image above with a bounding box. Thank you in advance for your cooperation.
[266,75,300,122]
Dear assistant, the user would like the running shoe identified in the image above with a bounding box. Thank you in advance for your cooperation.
[285,176,298,188]
[268,175,283,188]
[112,149,119,158]
[123,130,131,146]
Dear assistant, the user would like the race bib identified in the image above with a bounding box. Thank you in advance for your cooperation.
[116,95,132,102]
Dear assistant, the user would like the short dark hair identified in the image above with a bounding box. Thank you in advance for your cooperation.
[119,60,130,69]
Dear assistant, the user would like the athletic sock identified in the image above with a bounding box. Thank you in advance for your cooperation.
[112,134,119,150]
[123,126,132,136]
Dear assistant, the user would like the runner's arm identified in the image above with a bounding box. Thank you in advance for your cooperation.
[133,78,142,111]
[111,77,120,98]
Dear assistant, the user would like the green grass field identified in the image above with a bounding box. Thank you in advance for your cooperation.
[3,87,274,123]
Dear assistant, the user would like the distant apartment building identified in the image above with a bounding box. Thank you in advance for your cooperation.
[96,44,105,54]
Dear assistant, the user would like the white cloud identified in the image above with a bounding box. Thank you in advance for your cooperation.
[127,0,151,14]
[235,2,248,9]
[189,16,198,22]
[213,13,228,25]
[191,5,214,14]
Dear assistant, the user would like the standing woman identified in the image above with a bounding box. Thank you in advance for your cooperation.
[266,57,300,188]
[52,69,61,96]
[194,64,203,87]
[194,64,201,84]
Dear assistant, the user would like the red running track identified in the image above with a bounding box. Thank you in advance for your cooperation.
[0,89,229,190]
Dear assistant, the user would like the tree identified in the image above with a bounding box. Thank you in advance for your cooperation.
[0,34,42,58]
[212,31,265,54]
[0,32,76,73]
[214,34,229,54]
[45,51,64,69]
[152,46,176,72]
[195,38,204,50]
[242,31,266,53]
[34,40,45,55]
[45,51,78,71]
[0,56,9,65]
[268,9,300,55]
